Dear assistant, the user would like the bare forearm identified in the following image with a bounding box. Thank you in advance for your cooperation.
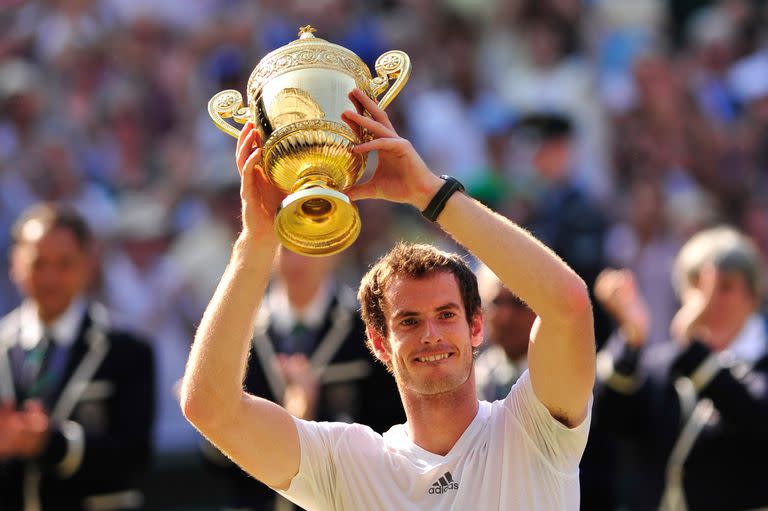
[181,234,278,424]
[436,192,588,320]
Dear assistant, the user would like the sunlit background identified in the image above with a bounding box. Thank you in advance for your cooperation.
[2,0,767,509]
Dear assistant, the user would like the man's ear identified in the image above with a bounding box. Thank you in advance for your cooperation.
[8,244,25,288]
[366,326,391,363]
[470,311,484,349]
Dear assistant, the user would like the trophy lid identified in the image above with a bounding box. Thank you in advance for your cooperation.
[246,25,373,100]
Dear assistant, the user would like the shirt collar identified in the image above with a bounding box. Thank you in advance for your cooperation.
[19,297,87,350]
[726,313,768,364]
[267,280,335,336]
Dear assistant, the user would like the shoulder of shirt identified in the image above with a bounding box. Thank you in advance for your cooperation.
[0,308,20,339]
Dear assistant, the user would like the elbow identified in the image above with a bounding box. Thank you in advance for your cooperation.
[180,377,240,435]
[180,380,217,431]
[562,277,593,321]
[537,275,594,335]
[179,383,200,424]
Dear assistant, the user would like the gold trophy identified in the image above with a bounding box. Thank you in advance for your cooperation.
[208,25,411,256]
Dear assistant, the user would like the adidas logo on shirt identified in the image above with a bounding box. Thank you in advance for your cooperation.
[428,471,459,494]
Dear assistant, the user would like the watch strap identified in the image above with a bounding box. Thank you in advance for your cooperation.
[421,175,465,222]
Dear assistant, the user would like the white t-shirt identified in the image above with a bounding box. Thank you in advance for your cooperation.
[278,370,591,510]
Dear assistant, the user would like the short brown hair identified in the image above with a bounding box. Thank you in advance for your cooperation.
[12,202,92,249]
[358,243,482,342]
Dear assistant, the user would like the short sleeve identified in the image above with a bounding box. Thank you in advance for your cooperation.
[276,418,351,511]
[503,370,592,474]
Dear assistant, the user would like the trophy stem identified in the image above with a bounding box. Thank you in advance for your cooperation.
[274,187,361,256]
[291,171,338,194]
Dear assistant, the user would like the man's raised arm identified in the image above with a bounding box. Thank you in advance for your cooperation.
[434,191,595,426]
[179,122,300,489]
[343,89,595,427]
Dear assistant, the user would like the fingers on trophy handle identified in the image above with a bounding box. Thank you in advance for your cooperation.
[370,50,411,110]
[208,89,251,139]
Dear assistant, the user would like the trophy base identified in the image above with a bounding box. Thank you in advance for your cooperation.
[275,187,361,256]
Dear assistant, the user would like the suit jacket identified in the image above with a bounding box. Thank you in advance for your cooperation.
[594,317,768,511]
[201,285,405,511]
[0,303,155,511]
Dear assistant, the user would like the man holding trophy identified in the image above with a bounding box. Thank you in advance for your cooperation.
[182,27,594,510]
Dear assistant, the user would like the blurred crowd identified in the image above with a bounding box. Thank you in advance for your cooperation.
[2,0,768,509]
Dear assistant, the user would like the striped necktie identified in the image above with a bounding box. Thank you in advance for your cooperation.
[21,333,54,399]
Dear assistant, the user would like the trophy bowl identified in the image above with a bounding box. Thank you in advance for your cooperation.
[208,25,411,256]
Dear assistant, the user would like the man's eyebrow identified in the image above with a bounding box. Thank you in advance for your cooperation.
[392,303,461,319]
[392,310,419,320]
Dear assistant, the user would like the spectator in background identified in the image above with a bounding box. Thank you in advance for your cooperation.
[169,180,244,321]
[726,48,768,217]
[741,193,768,305]
[498,5,612,199]
[0,58,48,315]
[515,112,610,345]
[474,264,536,402]
[97,192,198,455]
[0,203,155,511]
[603,177,681,345]
[683,5,740,126]
[612,51,721,204]
[199,247,404,511]
[594,226,768,510]
[405,12,494,184]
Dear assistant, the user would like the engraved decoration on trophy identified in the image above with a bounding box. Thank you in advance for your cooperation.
[208,25,411,256]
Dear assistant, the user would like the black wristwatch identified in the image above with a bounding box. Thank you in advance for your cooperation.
[421,175,465,222]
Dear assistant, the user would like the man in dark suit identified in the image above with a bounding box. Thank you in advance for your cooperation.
[200,248,405,511]
[0,203,155,511]
[594,226,768,510]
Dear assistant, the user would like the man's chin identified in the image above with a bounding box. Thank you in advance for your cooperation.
[37,301,71,321]
[409,374,470,396]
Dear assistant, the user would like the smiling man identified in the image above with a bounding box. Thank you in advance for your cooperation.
[181,88,596,510]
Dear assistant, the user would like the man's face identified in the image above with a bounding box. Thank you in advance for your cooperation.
[532,138,571,183]
[10,226,91,322]
[696,270,757,336]
[486,286,536,361]
[373,272,483,396]
[277,249,337,287]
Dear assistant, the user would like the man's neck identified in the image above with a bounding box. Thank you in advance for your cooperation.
[37,307,65,326]
[710,310,757,351]
[401,380,479,456]
[285,280,324,310]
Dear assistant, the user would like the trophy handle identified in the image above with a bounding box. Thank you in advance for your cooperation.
[208,90,250,139]
[370,51,411,110]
